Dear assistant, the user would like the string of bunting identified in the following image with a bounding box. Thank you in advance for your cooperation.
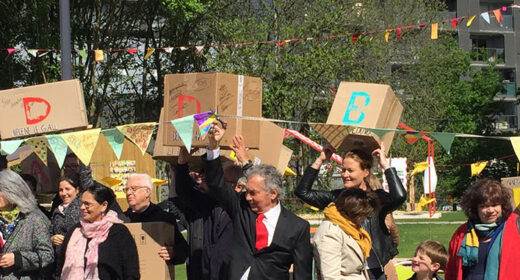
[3,111,520,168]
[2,5,519,60]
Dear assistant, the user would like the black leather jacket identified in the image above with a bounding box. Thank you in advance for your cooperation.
[295,166,407,270]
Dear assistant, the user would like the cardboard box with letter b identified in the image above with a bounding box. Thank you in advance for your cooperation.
[326,82,403,155]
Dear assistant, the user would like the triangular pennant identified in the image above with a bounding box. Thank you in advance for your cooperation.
[277,41,287,47]
[451,18,460,30]
[311,123,353,149]
[471,161,488,176]
[430,132,456,155]
[180,47,188,51]
[38,51,51,58]
[481,12,490,24]
[352,33,360,44]
[0,139,24,155]
[402,131,420,145]
[77,49,87,60]
[431,23,438,39]
[502,6,507,12]
[466,15,476,26]
[396,28,402,40]
[385,29,391,42]
[493,9,502,23]
[45,134,68,168]
[194,111,217,140]
[26,137,48,165]
[411,162,429,176]
[7,48,15,55]
[101,177,123,187]
[27,49,38,57]
[102,128,125,159]
[152,178,168,186]
[365,128,393,139]
[195,46,204,55]
[171,115,195,151]
[116,123,155,155]
[163,47,173,53]
[145,48,155,59]
[94,50,104,62]
[61,129,101,166]
[510,137,520,162]
[128,48,137,54]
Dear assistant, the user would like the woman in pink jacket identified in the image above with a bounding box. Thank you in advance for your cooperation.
[445,179,520,280]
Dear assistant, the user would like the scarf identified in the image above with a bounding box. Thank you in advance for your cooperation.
[0,207,21,248]
[457,219,504,280]
[61,210,123,280]
[323,203,372,258]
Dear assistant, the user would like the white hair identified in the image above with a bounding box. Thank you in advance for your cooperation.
[245,164,285,199]
[127,173,153,191]
[0,169,38,214]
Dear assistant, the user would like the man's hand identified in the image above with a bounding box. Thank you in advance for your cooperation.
[0,253,15,268]
[208,121,226,150]
[51,234,65,246]
[158,246,174,261]
[231,135,250,166]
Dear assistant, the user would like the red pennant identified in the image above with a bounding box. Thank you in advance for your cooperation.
[501,6,507,12]
[331,88,337,95]
[402,132,420,145]
[128,48,137,54]
[7,48,15,55]
[451,18,459,30]
[396,28,402,40]
[277,41,286,47]
[352,33,360,44]
[493,9,502,23]
[404,25,415,29]
[418,23,427,29]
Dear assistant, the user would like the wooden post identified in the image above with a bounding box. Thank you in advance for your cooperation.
[410,174,415,211]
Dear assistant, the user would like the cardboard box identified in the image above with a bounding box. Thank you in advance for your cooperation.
[501,176,520,208]
[124,222,175,280]
[326,82,403,155]
[248,121,293,174]
[20,149,61,194]
[0,79,88,139]
[163,73,262,148]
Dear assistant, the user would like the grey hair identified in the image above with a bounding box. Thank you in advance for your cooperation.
[245,164,285,199]
[127,173,153,191]
[0,169,38,214]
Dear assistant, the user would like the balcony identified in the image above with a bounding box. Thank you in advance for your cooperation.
[478,14,514,31]
[493,114,518,131]
[471,47,505,63]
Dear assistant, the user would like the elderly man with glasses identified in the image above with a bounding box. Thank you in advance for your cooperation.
[122,173,188,265]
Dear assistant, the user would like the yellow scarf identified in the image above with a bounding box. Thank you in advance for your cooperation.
[323,203,372,258]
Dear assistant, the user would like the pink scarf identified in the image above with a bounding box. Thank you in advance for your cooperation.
[61,210,123,280]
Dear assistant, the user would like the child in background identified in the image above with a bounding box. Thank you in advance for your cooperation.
[408,240,448,280]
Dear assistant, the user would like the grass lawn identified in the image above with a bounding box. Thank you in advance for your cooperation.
[175,264,187,280]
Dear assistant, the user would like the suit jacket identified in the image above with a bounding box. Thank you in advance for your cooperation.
[204,156,312,280]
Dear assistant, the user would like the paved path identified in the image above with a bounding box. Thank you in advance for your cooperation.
[396,221,465,224]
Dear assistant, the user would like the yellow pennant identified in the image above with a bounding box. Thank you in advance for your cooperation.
[94,50,104,62]
[152,178,168,186]
[284,167,297,176]
[101,177,123,187]
[466,15,476,27]
[471,161,488,177]
[116,122,156,155]
[411,162,429,176]
[61,129,101,166]
[145,48,155,59]
[385,29,391,42]
[510,137,520,162]
[417,196,436,211]
[26,137,48,166]
[431,23,438,39]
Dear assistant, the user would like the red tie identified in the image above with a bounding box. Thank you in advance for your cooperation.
[255,213,268,250]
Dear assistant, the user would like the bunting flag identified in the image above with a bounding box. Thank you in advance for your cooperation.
[102,128,125,159]
[194,111,217,140]
[45,135,68,168]
[116,123,155,155]
[128,48,137,54]
[180,47,188,51]
[423,156,437,194]
[493,9,503,23]
[431,23,438,40]
[0,139,24,155]
[152,178,168,186]
[352,33,360,44]
[365,128,393,140]
[7,48,15,55]
[481,12,490,24]
[101,177,123,187]
[451,18,460,30]
[284,167,297,176]
[195,46,204,55]
[402,131,421,145]
[26,137,48,165]
[163,47,173,53]
[471,161,488,176]
[145,48,155,59]
[94,50,104,62]
[171,115,195,151]
[467,15,476,26]
[385,29,391,42]
[285,129,343,164]
[78,49,87,60]
[411,161,429,176]
[510,137,520,162]
[61,128,101,166]
[311,123,353,150]
[430,132,456,155]
[396,28,402,40]
[27,49,38,57]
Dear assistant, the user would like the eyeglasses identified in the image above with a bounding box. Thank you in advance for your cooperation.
[123,186,149,194]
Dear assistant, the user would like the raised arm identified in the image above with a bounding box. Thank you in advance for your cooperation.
[372,145,406,215]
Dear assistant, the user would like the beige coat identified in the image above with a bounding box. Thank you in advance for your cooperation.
[312,220,368,280]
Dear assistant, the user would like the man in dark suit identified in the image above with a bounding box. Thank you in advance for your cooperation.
[203,122,312,280]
